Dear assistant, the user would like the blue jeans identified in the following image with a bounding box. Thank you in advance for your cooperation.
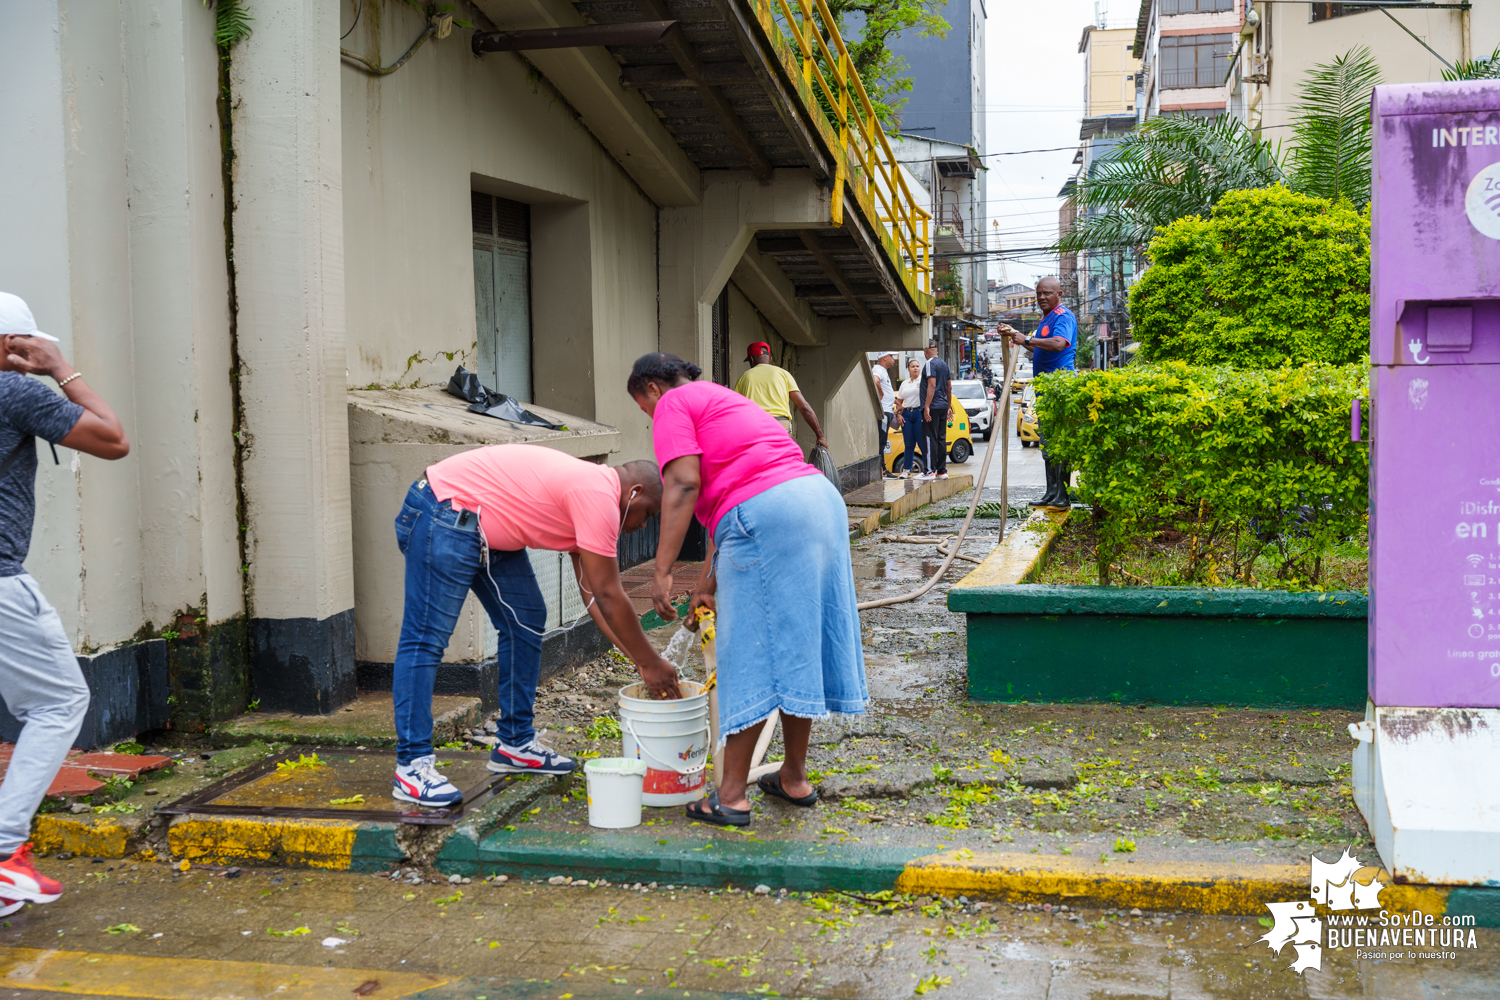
[901,410,923,472]
[393,480,547,764]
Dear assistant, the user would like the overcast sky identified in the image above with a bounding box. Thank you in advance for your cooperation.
[981,0,1132,289]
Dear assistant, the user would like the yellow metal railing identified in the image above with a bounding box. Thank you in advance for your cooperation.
[756,0,932,302]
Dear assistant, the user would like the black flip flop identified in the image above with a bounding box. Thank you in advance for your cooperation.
[685,789,751,827]
[757,772,818,808]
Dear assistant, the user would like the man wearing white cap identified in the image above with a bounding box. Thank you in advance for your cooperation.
[0,293,128,914]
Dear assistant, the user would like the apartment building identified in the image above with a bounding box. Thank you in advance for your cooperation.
[1228,3,1495,134]
[1134,0,1242,119]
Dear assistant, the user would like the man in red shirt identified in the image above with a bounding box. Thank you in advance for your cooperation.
[390,444,680,806]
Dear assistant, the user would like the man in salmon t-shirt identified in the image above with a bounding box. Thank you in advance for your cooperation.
[389,444,681,806]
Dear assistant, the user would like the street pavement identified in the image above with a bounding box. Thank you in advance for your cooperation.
[0,864,1493,999]
[966,414,1044,498]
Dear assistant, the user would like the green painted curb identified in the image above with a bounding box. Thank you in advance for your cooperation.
[948,583,1367,617]
[1447,886,1500,928]
[349,823,408,872]
[436,828,926,891]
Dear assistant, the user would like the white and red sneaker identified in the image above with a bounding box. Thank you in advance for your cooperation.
[488,738,575,775]
[0,898,25,917]
[392,755,463,807]
[0,844,62,903]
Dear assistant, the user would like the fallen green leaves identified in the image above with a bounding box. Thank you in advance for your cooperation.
[914,973,951,994]
[267,926,310,938]
[275,753,324,773]
[104,924,140,935]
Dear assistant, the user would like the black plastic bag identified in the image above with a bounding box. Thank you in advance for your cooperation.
[807,444,841,492]
[445,366,558,429]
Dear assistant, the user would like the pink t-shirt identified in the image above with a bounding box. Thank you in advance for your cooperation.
[426,444,621,557]
[651,381,819,539]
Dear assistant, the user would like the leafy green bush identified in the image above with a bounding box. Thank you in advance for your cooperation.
[1035,362,1368,588]
[1129,186,1370,367]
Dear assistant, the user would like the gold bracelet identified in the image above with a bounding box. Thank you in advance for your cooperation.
[57,373,82,388]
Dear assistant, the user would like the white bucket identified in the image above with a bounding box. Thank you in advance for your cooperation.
[618,681,710,806]
[584,757,647,829]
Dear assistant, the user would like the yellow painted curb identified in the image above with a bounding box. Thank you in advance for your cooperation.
[952,508,1069,589]
[846,505,888,538]
[168,815,359,870]
[32,815,130,859]
[0,946,445,998]
[896,850,1457,917]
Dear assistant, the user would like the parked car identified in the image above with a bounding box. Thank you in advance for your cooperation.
[951,379,991,440]
[885,392,974,471]
[1015,382,1040,446]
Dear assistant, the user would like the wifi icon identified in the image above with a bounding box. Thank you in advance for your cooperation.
[1468,554,1485,567]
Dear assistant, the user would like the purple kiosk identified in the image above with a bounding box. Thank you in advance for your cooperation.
[1355,81,1500,884]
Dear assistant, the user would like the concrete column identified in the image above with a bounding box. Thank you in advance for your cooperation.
[124,1,247,725]
[791,316,923,457]
[0,3,153,649]
[231,0,355,714]
[659,169,831,367]
[0,3,89,634]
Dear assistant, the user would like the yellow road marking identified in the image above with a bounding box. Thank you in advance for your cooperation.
[0,947,446,998]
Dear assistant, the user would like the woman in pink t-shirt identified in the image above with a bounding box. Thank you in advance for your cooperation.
[627,353,867,827]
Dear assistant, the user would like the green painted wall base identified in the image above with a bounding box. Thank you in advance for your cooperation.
[952,586,1368,708]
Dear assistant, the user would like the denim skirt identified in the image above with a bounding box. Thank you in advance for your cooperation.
[713,473,868,738]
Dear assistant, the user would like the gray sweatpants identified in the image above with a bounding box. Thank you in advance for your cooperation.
[0,574,89,855]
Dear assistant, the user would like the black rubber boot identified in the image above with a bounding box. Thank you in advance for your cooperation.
[1029,458,1057,507]
[1045,464,1074,509]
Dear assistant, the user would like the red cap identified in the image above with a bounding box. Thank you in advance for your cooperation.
[745,341,772,361]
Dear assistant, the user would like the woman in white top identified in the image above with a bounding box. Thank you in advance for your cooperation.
[893,359,926,476]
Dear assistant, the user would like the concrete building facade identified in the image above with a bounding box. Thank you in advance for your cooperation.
[0,0,931,745]
[1134,0,1242,119]
[1227,3,1494,135]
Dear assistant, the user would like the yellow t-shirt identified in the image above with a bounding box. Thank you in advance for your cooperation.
[733,364,798,420]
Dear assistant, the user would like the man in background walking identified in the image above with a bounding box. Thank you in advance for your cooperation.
[734,341,827,450]
[919,340,952,481]
[1002,275,1076,509]
[870,351,896,477]
[0,293,129,913]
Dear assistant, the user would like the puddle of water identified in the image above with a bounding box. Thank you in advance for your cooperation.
[210,753,496,813]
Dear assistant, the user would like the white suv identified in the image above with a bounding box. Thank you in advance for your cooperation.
[951,380,991,440]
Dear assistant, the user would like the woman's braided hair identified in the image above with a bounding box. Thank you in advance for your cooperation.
[627,353,702,397]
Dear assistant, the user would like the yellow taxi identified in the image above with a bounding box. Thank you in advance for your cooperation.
[884,393,974,473]
[1014,380,1040,447]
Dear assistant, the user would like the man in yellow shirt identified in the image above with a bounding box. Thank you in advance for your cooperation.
[734,341,827,448]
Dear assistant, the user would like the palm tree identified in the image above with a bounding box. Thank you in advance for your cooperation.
[1057,47,1383,256]
[1057,115,1283,256]
[1286,46,1383,206]
[1443,44,1500,81]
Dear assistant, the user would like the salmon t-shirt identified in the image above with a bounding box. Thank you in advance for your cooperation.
[426,444,621,557]
[650,381,818,540]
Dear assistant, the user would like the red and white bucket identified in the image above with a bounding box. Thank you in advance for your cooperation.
[618,681,710,806]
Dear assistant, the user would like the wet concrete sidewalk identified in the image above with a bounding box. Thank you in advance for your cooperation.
[0,862,1493,999]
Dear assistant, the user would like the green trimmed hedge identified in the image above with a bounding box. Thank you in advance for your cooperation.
[1035,362,1368,588]
[1128,186,1369,367]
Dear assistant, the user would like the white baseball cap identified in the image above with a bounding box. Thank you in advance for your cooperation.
[0,293,60,342]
